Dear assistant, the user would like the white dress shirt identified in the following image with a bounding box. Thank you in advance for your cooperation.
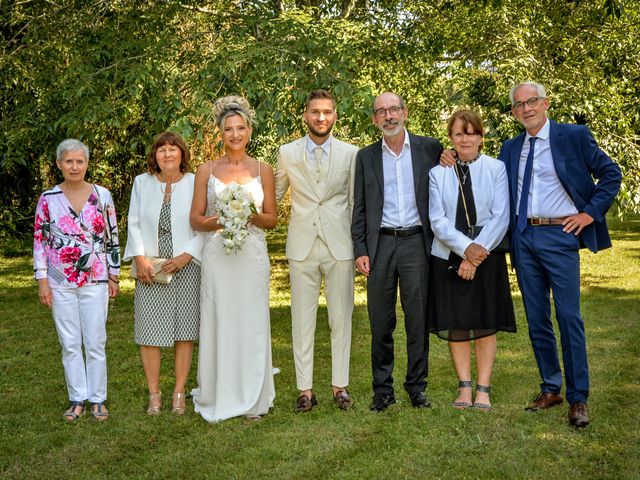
[381,129,420,228]
[517,118,578,218]
[429,154,510,260]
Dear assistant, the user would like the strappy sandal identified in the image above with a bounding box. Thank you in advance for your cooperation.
[63,401,85,422]
[453,380,473,409]
[172,392,186,415]
[147,392,162,415]
[91,402,109,421]
[473,384,492,411]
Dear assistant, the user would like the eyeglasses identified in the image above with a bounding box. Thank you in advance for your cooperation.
[373,105,403,118]
[513,96,543,111]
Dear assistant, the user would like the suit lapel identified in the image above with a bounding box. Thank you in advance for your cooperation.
[371,141,384,198]
[320,140,339,202]
[549,120,569,191]
[409,134,423,199]
[296,138,322,199]
[510,134,525,206]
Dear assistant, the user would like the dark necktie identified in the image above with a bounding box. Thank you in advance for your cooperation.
[517,137,537,232]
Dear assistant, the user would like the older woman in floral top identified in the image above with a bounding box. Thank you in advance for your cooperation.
[34,139,120,421]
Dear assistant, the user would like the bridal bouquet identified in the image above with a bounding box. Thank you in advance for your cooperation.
[215,183,257,254]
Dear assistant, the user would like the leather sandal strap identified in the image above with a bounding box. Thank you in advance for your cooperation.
[458,380,473,388]
[476,384,492,393]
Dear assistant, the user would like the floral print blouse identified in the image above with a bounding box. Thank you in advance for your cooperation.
[33,184,120,288]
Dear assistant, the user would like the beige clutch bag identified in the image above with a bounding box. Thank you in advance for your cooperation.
[130,257,173,284]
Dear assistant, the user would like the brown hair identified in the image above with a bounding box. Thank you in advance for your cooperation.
[147,132,190,174]
[447,109,484,150]
[305,89,336,110]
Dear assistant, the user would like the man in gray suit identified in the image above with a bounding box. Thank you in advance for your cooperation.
[352,92,443,411]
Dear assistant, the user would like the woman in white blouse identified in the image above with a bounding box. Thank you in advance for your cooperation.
[428,110,516,410]
[124,132,203,415]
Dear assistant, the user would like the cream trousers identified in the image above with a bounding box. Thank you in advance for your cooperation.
[51,284,108,403]
[289,237,354,391]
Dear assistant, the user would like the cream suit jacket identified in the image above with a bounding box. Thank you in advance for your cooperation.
[275,136,358,262]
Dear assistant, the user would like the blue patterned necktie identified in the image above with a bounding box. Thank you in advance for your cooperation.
[517,136,537,232]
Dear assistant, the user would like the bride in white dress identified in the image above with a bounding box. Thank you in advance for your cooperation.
[189,96,277,421]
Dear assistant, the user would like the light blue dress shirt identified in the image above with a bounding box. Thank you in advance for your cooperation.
[517,119,578,218]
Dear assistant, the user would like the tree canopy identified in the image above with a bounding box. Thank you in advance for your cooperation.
[2,0,638,240]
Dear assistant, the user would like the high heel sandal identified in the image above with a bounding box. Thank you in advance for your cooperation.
[473,384,492,411]
[147,392,162,415]
[171,392,186,415]
[453,380,473,409]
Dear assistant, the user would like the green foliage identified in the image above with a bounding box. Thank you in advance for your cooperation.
[1,0,638,241]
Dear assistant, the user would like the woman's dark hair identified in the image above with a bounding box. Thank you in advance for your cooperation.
[147,132,190,174]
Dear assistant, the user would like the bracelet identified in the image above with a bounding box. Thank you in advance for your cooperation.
[108,277,120,284]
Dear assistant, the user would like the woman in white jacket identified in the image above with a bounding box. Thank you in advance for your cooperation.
[429,110,516,411]
[124,132,203,415]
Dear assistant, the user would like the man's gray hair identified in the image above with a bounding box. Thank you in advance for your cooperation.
[509,82,547,105]
[56,139,89,162]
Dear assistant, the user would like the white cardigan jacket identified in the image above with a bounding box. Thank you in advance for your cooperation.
[429,154,509,261]
[123,172,203,264]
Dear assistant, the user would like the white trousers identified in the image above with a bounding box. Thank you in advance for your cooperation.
[289,237,354,391]
[51,284,108,403]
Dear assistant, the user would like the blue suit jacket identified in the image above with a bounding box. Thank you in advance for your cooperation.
[499,120,622,253]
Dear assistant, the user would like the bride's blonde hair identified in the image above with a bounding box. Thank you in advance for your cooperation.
[213,96,255,131]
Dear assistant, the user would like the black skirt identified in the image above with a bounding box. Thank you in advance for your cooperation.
[429,252,516,341]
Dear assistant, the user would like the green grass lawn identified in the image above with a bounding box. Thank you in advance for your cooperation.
[1,216,639,479]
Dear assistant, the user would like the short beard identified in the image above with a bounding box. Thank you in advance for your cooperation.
[377,121,403,138]
[305,120,334,139]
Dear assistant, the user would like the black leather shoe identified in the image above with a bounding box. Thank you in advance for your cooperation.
[409,391,431,408]
[370,393,396,412]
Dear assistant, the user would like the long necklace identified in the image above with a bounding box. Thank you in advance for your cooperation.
[160,182,175,199]
[157,173,182,201]
[455,153,481,184]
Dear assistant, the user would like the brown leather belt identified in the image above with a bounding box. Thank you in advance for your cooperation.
[379,225,423,237]
[527,217,568,226]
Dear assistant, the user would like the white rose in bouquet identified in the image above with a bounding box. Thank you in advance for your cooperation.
[215,183,258,254]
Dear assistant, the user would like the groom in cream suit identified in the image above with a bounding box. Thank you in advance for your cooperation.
[275,90,359,412]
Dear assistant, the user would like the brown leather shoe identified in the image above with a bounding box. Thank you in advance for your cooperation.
[295,393,317,413]
[569,402,589,427]
[333,390,354,410]
[525,391,563,411]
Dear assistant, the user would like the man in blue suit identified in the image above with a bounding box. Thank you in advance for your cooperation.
[500,82,621,427]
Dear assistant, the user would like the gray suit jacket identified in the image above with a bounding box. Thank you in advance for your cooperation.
[351,132,443,266]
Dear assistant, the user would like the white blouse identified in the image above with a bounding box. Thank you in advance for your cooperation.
[124,172,203,264]
[429,154,509,261]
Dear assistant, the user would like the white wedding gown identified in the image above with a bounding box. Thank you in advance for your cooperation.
[192,174,275,422]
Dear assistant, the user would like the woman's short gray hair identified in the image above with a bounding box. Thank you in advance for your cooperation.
[509,82,547,104]
[213,96,255,131]
[56,139,89,162]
